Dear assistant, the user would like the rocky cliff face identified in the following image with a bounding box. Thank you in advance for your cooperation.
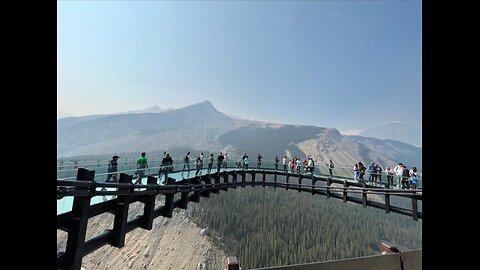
[57,201,226,270]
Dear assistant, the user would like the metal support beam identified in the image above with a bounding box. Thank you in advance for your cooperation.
[343,180,348,203]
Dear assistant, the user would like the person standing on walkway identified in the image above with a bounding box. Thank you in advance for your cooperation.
[135,152,148,185]
[158,153,173,184]
[207,153,214,174]
[106,155,120,183]
[217,152,225,173]
[257,154,262,169]
[327,160,334,176]
[274,156,279,170]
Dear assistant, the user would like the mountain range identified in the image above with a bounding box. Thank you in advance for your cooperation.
[57,101,422,169]
[359,122,421,147]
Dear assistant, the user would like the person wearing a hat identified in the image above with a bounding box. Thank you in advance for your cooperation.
[101,155,120,191]
[105,155,120,183]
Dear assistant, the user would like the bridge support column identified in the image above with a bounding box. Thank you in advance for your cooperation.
[343,180,348,203]
[62,168,95,270]
[140,176,157,230]
[111,173,132,248]
[201,176,211,198]
[312,175,316,195]
[190,177,201,203]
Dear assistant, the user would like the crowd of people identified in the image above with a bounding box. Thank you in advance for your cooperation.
[101,151,420,190]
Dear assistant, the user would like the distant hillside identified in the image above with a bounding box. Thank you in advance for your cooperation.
[115,105,164,114]
[346,135,422,169]
[359,122,421,146]
[57,110,73,119]
[57,101,251,157]
[57,101,421,170]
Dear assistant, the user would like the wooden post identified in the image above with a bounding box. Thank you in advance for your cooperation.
[201,176,211,198]
[212,173,220,194]
[63,168,95,270]
[326,177,330,198]
[225,256,239,270]
[222,171,229,190]
[179,189,189,209]
[286,173,289,190]
[111,173,132,248]
[262,170,266,187]
[161,177,176,218]
[251,170,255,187]
[274,170,277,189]
[241,170,246,187]
[362,188,367,208]
[298,174,302,192]
[232,170,237,189]
[140,176,157,230]
[385,193,390,213]
[412,197,418,221]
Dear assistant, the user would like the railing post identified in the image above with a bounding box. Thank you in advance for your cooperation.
[343,180,348,203]
[161,177,176,218]
[385,191,390,213]
[63,168,95,270]
[225,256,239,270]
[179,187,189,209]
[190,177,201,203]
[241,170,246,187]
[362,187,367,208]
[251,170,255,187]
[274,170,277,189]
[222,171,229,191]
[326,177,330,198]
[311,175,316,195]
[212,173,220,194]
[201,175,211,198]
[298,174,302,192]
[262,170,266,187]
[111,173,132,248]
[140,176,157,230]
[232,170,237,189]
[412,196,418,221]
[286,173,289,190]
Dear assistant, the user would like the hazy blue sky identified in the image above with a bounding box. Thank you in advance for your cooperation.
[57,1,421,132]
